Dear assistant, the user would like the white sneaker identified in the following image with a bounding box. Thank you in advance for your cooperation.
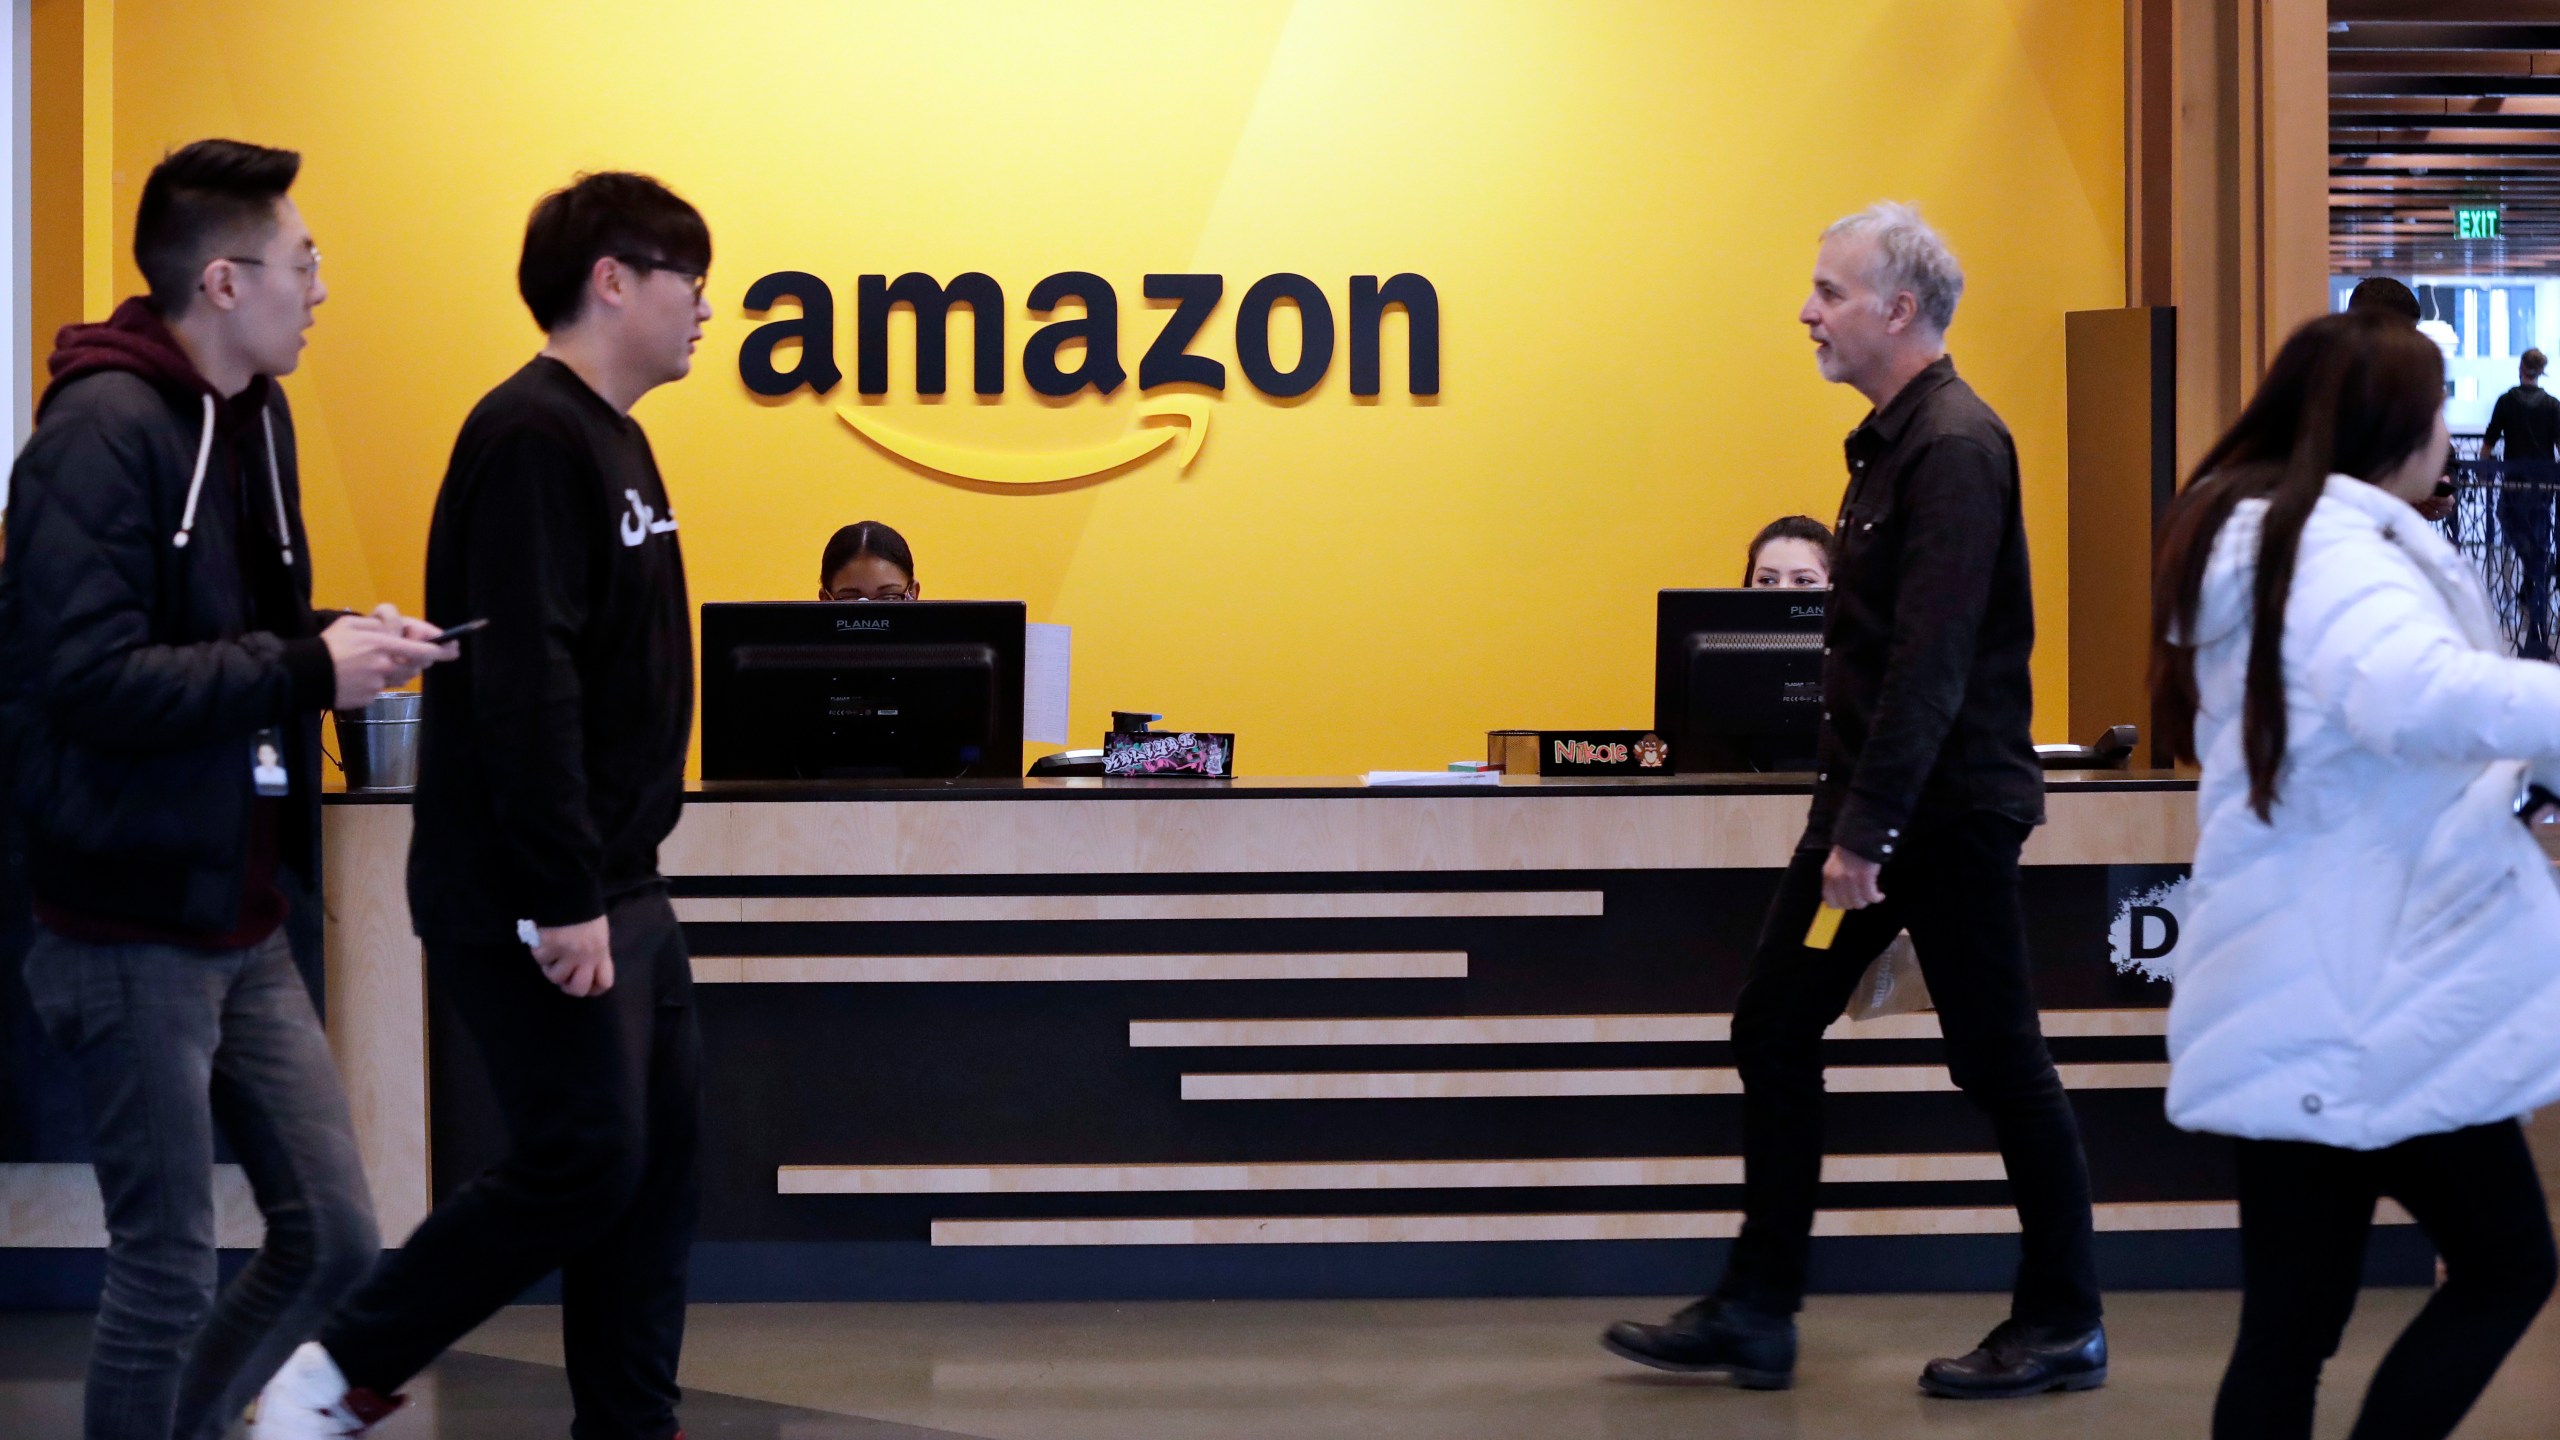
[249,1341,402,1438]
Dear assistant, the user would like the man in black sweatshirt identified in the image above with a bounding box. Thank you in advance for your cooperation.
[0,140,447,1440]
[2489,348,2560,659]
[257,173,712,1440]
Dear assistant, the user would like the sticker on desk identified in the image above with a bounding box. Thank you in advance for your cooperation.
[1102,731,1235,778]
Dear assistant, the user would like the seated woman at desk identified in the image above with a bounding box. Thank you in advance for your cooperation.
[1743,514,1832,588]
[819,520,920,601]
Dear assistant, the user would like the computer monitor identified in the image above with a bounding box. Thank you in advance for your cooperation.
[1654,589,1827,774]
[700,601,1026,781]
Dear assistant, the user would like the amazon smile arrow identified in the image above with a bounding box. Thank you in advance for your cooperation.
[837,397,1210,486]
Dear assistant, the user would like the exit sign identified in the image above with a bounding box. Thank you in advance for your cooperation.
[2457,205,2502,240]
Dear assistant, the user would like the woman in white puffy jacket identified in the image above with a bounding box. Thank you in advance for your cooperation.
[2152,309,2560,1440]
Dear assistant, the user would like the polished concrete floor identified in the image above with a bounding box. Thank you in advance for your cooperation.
[5,1287,2560,1439]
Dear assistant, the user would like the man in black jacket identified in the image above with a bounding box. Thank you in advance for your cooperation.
[2487,348,2560,658]
[257,173,713,1440]
[0,140,447,1440]
[1602,203,2104,1398]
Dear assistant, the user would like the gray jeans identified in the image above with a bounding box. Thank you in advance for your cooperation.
[22,924,379,1440]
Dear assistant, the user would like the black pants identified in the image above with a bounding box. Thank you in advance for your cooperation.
[2214,1121,2555,1440]
[1712,810,2102,1327]
[324,889,701,1440]
[2498,484,2555,660]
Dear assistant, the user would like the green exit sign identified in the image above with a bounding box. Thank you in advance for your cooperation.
[2457,205,2503,240]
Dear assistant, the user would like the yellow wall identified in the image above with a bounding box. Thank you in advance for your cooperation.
[26,0,86,401]
[86,1,2122,774]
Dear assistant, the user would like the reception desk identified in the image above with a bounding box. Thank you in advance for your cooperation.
[312,770,2433,1301]
[4,772,2431,1301]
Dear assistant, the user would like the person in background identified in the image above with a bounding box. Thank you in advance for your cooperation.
[2150,307,2559,1440]
[2487,348,2560,659]
[1603,201,2103,1399]
[1744,515,1833,588]
[2346,275,2421,323]
[0,139,448,1440]
[819,519,920,601]
[2343,277,2456,526]
[254,172,713,1440]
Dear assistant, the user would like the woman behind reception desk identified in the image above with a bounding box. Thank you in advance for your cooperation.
[819,520,920,601]
[1745,515,1832,588]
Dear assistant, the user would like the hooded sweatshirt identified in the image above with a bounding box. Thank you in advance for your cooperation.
[0,297,335,945]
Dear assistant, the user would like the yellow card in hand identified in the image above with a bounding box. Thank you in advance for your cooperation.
[1804,904,1846,949]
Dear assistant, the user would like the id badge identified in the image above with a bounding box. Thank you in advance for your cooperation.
[251,727,290,798]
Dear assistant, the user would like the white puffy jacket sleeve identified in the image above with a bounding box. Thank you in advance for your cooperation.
[2301,555,2560,768]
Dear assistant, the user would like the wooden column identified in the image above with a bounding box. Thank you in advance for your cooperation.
[2067,307,2177,764]
[2131,0,2329,481]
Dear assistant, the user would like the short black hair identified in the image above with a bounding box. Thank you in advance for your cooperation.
[2527,348,2549,379]
[2347,276,2422,323]
[134,140,301,315]
[1743,514,1833,583]
[517,172,711,333]
[820,521,917,589]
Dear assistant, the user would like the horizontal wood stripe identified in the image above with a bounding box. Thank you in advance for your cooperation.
[691,952,1468,984]
[660,787,2193,878]
[778,1152,2010,1195]
[1177,1062,2172,1100]
[1129,1008,2169,1049]
[930,1199,2411,1247]
[0,1164,263,1249]
[671,891,1601,924]
[1830,1062,2173,1093]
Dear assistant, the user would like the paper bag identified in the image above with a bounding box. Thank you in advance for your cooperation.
[1843,931,1931,1022]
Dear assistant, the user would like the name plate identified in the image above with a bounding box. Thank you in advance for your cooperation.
[1488,729,1672,777]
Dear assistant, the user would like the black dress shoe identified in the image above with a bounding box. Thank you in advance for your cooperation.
[1600,1297,1797,1389]
[1919,1319,2107,1399]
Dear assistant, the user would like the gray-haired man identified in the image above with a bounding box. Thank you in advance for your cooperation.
[1602,203,2105,1397]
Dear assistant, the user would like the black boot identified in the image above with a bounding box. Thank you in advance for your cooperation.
[1919,1319,2107,1399]
[1599,1298,1797,1389]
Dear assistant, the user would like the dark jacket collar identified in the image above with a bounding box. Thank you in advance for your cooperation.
[1851,354,1960,449]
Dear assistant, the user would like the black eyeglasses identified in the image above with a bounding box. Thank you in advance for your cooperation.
[613,254,708,301]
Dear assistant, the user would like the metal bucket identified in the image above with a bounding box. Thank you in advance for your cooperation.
[334,691,423,793]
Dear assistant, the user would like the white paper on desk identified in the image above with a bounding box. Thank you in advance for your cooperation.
[1023,623,1071,745]
[1364,770,1501,786]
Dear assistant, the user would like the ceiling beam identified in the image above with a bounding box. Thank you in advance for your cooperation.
[2331,23,2560,51]
[2332,76,2560,98]
[2333,96,2560,117]
[2334,129,2560,148]
[2330,52,2552,76]
[2331,173,2560,190]
[2332,1,2560,26]
[2336,154,2560,173]
[2331,207,2560,221]
[2331,106,2560,128]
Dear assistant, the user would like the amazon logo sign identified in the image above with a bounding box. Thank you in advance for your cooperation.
[736,270,1440,485]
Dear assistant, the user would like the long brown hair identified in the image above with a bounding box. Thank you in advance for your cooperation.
[2149,310,2446,820]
